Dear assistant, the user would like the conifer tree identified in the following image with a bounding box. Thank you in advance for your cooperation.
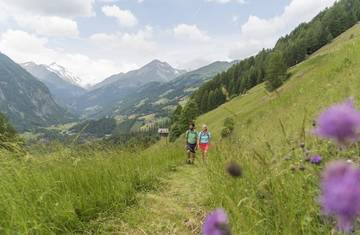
[265,52,287,91]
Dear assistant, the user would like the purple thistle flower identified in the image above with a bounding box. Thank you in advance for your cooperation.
[203,209,231,235]
[314,99,360,145]
[310,155,322,165]
[320,161,360,232]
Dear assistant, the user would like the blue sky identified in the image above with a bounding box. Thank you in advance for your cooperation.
[0,0,336,86]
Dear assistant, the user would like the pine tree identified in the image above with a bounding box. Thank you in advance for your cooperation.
[265,52,287,91]
[171,105,182,124]
[180,100,199,130]
[200,91,209,113]
[207,91,215,111]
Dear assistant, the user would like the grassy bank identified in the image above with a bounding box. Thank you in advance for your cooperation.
[0,142,182,234]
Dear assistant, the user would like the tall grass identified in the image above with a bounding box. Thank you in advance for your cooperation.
[197,24,360,234]
[0,142,182,234]
[205,139,334,234]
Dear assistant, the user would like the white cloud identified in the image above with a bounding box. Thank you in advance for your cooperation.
[90,26,155,53]
[206,0,246,4]
[0,0,82,37]
[14,15,79,37]
[0,30,56,63]
[229,0,337,59]
[102,5,138,27]
[0,30,129,85]
[97,0,118,2]
[173,24,210,42]
[0,0,94,17]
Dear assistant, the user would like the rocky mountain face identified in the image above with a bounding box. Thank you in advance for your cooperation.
[21,62,86,107]
[0,53,75,131]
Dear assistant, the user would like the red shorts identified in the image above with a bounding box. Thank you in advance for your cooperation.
[199,143,209,152]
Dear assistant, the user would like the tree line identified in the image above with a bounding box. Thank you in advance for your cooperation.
[170,0,360,141]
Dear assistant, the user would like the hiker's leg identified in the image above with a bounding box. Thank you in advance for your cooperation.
[191,152,196,163]
[203,150,207,161]
[187,149,191,163]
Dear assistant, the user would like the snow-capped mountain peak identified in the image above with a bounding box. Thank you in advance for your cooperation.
[48,62,82,86]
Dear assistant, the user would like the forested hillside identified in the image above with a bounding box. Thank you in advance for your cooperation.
[170,0,360,140]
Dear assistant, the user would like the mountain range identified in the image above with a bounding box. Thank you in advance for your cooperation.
[73,60,234,121]
[0,51,234,131]
[0,53,75,131]
[22,62,86,107]
[104,61,235,119]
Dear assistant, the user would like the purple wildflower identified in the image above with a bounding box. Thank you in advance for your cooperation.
[203,209,231,235]
[310,155,322,165]
[314,99,360,145]
[320,161,360,232]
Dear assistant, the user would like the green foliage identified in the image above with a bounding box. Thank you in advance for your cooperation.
[220,127,232,138]
[180,100,199,126]
[169,122,183,142]
[108,128,160,151]
[265,52,287,91]
[221,117,235,138]
[70,118,117,137]
[224,117,235,131]
[170,105,182,124]
[169,100,199,141]
[0,142,182,234]
[0,112,23,152]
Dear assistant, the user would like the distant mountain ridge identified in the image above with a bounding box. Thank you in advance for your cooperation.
[75,59,186,117]
[105,61,236,119]
[91,59,186,90]
[21,62,86,107]
[0,53,75,131]
[78,60,235,122]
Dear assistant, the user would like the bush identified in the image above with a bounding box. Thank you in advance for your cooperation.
[221,127,232,138]
[221,117,235,138]
[224,117,235,131]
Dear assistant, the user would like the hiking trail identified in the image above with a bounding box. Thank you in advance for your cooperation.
[96,163,209,234]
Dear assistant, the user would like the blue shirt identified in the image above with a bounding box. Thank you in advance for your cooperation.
[198,131,211,144]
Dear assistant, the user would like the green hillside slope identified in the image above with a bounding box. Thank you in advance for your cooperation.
[199,23,360,146]
[194,23,360,234]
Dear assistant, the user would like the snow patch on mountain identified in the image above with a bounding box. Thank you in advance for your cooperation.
[48,63,83,87]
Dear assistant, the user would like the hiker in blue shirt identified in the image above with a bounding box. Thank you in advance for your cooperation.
[197,124,211,161]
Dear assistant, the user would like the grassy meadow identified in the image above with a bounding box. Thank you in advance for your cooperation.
[0,142,183,234]
[196,23,360,234]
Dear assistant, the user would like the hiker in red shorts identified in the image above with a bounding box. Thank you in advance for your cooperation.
[197,124,211,161]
